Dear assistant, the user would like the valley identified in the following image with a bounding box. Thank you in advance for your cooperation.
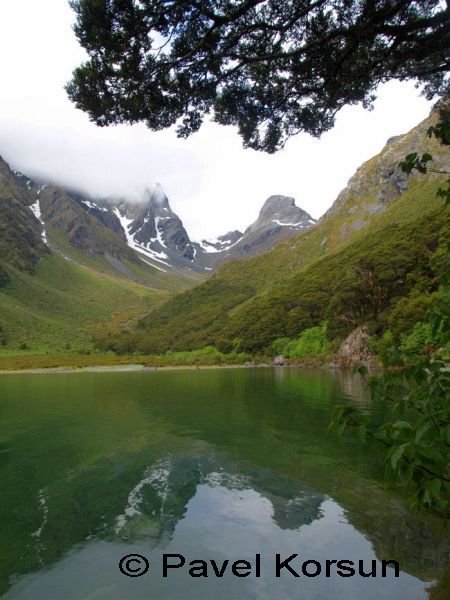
[0,102,449,367]
[91,102,450,364]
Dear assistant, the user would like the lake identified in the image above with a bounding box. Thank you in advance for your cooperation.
[0,367,448,599]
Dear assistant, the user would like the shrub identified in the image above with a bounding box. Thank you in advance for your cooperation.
[276,323,330,360]
[387,292,435,339]
[272,337,290,355]
[286,323,330,359]
[400,322,435,355]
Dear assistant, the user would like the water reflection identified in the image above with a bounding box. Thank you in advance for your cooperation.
[0,368,448,599]
[4,451,427,599]
[112,453,326,544]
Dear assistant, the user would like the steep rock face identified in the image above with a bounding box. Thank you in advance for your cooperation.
[69,191,126,241]
[236,195,316,256]
[109,186,200,271]
[0,156,48,273]
[195,195,317,269]
[38,186,138,262]
[322,103,449,247]
[113,187,195,258]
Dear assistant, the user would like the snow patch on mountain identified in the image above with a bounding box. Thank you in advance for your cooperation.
[113,208,169,271]
[81,199,108,212]
[30,199,48,244]
[272,219,309,227]
[197,233,244,254]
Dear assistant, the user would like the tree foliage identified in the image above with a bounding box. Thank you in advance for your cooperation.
[330,356,450,517]
[67,0,450,152]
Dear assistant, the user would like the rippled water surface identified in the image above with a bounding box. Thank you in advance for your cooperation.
[0,367,448,599]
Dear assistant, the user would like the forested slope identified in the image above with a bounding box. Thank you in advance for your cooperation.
[106,107,449,355]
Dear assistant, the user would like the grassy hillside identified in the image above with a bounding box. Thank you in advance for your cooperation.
[0,252,170,353]
[109,169,448,355]
[46,224,204,291]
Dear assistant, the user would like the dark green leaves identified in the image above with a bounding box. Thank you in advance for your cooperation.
[67,0,450,152]
[400,152,433,175]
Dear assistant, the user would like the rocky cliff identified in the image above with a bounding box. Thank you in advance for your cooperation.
[322,102,448,248]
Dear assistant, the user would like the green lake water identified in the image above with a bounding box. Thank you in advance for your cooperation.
[0,367,448,599]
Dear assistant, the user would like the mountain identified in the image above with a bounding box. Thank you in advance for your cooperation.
[0,158,206,352]
[9,168,316,276]
[72,188,317,273]
[108,187,200,271]
[2,101,448,356]
[194,195,317,269]
[114,102,449,355]
[0,154,315,352]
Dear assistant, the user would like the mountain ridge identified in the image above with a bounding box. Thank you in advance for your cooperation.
[1,155,318,277]
[109,103,449,355]
[0,152,316,352]
[1,102,448,355]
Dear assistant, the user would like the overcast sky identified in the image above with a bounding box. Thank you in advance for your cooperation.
[0,1,433,240]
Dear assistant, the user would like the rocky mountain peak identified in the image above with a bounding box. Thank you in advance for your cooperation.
[193,195,317,270]
[260,194,296,216]
[148,183,170,208]
[109,186,196,266]
[246,195,315,235]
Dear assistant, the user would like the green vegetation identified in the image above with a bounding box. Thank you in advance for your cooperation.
[116,183,448,357]
[331,116,450,521]
[163,345,250,366]
[273,323,330,360]
[0,346,251,371]
[0,252,169,354]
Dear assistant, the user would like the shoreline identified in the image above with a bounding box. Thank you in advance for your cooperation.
[0,363,258,375]
[0,352,382,375]
[0,361,381,376]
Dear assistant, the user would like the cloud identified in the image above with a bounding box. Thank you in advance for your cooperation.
[0,1,433,240]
